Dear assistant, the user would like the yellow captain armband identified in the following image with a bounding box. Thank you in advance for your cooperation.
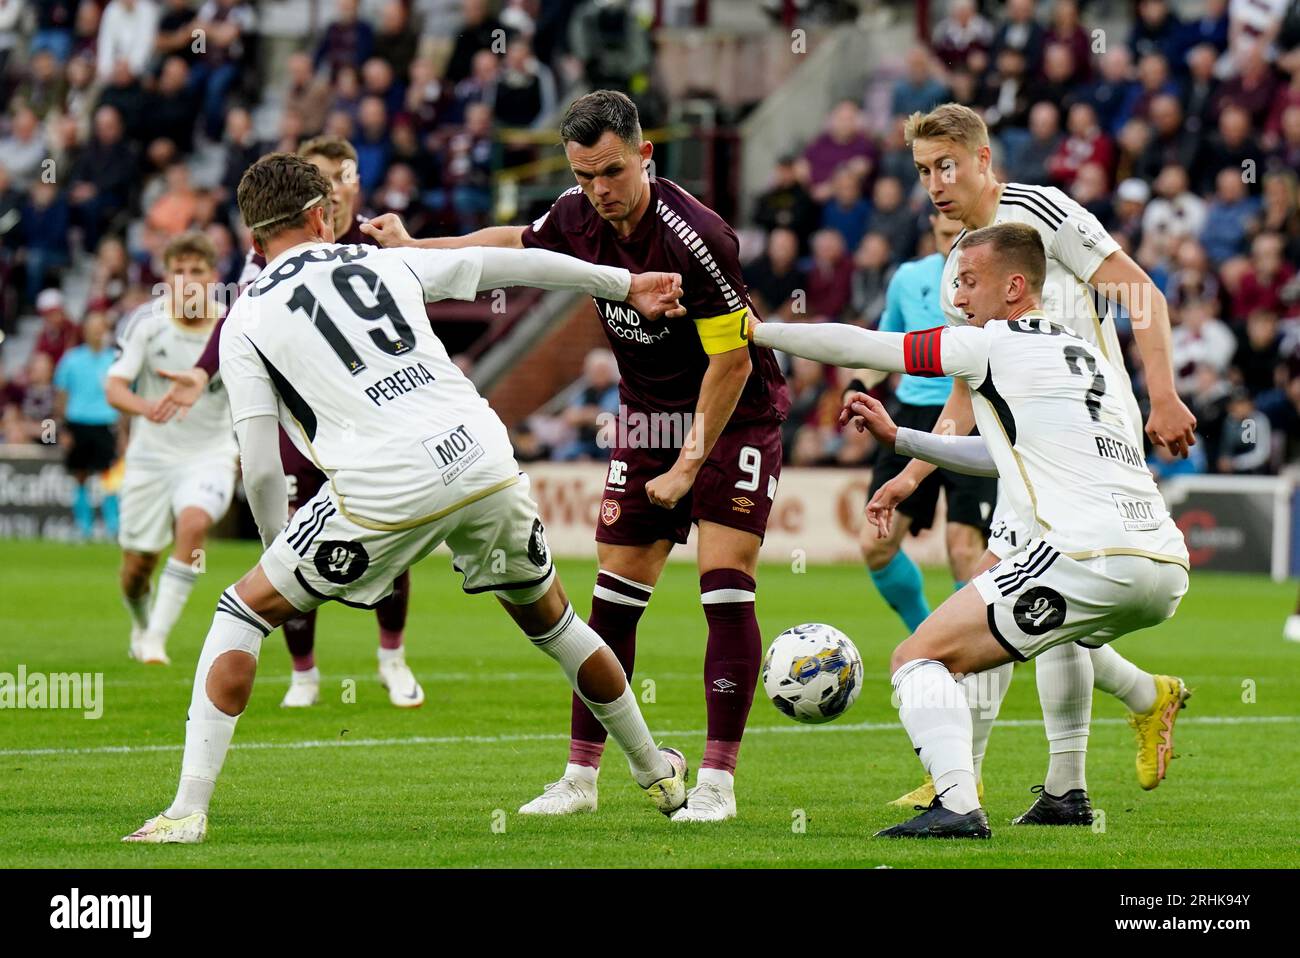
[694,308,751,355]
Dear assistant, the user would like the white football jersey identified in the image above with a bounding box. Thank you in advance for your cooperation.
[108,299,237,467]
[941,182,1144,447]
[220,242,517,529]
[904,313,1187,566]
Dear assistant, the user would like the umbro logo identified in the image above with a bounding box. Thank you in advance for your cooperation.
[731,496,754,514]
[712,677,737,692]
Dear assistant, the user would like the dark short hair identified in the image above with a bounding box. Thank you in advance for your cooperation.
[957,222,1047,294]
[237,152,333,246]
[558,90,642,149]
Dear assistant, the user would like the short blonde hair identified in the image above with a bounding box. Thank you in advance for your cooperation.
[904,103,989,151]
[957,222,1046,294]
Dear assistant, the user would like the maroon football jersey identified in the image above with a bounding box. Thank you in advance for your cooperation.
[522,178,789,425]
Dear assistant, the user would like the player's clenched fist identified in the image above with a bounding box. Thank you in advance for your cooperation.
[627,271,686,320]
[645,465,694,509]
[359,213,411,248]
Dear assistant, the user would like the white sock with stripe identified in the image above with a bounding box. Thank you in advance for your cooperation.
[166,588,271,819]
[529,605,669,787]
[893,658,979,814]
[1089,643,1157,713]
[962,662,1013,781]
[1037,642,1092,794]
[146,557,198,643]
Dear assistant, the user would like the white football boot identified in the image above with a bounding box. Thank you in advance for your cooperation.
[129,630,170,665]
[1284,615,1300,643]
[281,667,321,707]
[671,768,737,822]
[378,649,425,708]
[519,765,599,815]
[122,811,207,844]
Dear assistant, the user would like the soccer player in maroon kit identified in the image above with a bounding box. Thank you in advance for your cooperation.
[152,137,424,709]
[364,91,790,820]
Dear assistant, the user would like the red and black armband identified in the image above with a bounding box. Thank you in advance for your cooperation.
[903,326,945,377]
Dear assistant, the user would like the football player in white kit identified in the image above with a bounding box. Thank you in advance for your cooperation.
[123,153,691,843]
[752,223,1189,838]
[869,104,1197,823]
[105,233,237,666]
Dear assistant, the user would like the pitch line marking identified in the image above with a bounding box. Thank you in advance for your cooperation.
[2,714,1296,759]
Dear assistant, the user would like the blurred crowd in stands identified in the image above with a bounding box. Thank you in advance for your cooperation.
[0,0,662,454]
[735,0,1300,479]
[3,0,1299,487]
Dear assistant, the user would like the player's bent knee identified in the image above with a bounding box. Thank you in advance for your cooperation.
[863,535,899,570]
[495,567,557,608]
[205,650,257,716]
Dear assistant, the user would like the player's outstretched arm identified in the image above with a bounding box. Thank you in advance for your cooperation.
[472,247,685,318]
[863,377,976,538]
[751,320,908,373]
[104,376,158,419]
[1090,251,1196,457]
[846,393,998,477]
[234,415,288,549]
[362,213,526,250]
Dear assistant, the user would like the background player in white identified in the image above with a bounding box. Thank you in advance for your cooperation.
[871,104,1194,819]
[123,153,691,843]
[105,233,236,665]
[752,223,1189,838]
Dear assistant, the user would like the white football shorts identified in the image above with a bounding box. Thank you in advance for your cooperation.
[974,538,1189,660]
[262,472,555,612]
[118,456,237,553]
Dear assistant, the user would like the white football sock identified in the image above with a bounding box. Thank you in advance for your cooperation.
[529,606,669,787]
[962,662,1013,781]
[564,762,598,785]
[123,587,152,631]
[166,588,269,818]
[1089,643,1157,713]
[1036,642,1093,794]
[893,659,979,814]
[146,558,198,642]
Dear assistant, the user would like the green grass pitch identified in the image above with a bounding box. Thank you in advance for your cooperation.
[2,538,1297,868]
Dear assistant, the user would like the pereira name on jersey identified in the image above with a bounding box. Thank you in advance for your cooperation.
[108,299,237,467]
[221,242,518,529]
[523,178,789,427]
[904,314,1188,566]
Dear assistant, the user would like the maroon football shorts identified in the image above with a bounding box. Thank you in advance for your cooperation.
[595,417,783,546]
[279,429,326,512]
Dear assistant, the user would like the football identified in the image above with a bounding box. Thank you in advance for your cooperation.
[761,623,863,724]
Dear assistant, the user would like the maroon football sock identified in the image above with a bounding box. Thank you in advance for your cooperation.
[375,570,410,649]
[568,571,652,767]
[283,609,317,672]
[700,569,761,774]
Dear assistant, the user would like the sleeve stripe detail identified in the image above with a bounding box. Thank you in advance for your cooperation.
[1003,184,1068,221]
[903,327,945,376]
[656,199,743,313]
[1000,191,1063,230]
[119,301,157,344]
[999,198,1062,232]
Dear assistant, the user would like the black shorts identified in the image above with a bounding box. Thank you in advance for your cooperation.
[65,422,117,474]
[868,403,997,535]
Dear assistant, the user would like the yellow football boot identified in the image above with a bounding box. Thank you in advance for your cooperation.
[1128,675,1191,790]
